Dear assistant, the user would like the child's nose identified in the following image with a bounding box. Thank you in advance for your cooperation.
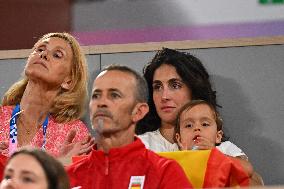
[193,127,201,131]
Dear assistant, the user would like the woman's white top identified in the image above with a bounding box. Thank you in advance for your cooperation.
[138,129,246,158]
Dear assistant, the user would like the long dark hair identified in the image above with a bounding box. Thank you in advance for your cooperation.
[136,48,219,134]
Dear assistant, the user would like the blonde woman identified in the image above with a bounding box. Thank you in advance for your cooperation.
[0,33,93,162]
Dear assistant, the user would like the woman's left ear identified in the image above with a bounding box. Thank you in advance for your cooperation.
[61,77,72,90]
[216,130,223,144]
[131,102,149,122]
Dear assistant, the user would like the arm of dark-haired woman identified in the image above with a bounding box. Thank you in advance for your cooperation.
[228,155,264,186]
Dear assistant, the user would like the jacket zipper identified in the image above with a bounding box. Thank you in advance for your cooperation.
[105,155,109,175]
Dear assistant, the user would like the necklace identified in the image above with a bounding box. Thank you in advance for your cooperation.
[18,115,40,135]
[9,104,49,155]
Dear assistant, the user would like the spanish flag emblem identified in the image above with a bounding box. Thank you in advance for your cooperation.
[130,183,141,189]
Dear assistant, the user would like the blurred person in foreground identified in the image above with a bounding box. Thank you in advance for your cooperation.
[0,148,70,189]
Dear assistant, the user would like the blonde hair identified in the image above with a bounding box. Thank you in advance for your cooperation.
[1,32,88,123]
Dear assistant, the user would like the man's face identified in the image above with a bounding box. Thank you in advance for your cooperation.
[89,70,137,135]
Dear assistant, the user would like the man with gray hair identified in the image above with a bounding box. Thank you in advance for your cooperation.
[67,64,192,189]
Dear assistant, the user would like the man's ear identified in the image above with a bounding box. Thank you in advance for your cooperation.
[61,76,72,90]
[216,130,223,144]
[131,102,149,122]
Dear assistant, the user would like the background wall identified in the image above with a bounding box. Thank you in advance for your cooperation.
[0,0,71,50]
[72,0,284,45]
[1,0,284,50]
[1,41,284,185]
[74,0,284,31]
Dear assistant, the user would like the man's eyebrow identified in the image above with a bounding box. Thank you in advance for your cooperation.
[92,87,122,92]
[109,88,120,92]
[109,88,124,96]
[92,88,121,93]
[92,89,102,93]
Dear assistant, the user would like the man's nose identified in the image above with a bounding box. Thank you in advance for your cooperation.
[96,96,108,108]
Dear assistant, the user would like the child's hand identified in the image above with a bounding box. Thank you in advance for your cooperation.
[193,136,215,150]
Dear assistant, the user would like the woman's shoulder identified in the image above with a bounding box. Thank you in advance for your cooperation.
[48,118,90,140]
[49,117,86,126]
[218,141,240,149]
[138,130,162,144]
[138,130,179,152]
[49,117,88,131]
[217,141,247,157]
[0,105,14,113]
[137,130,160,149]
[0,105,14,119]
[67,119,87,127]
[138,129,160,138]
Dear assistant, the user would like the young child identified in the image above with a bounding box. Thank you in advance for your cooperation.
[174,100,263,186]
[175,100,223,151]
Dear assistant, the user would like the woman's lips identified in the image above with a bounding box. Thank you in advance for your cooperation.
[161,106,175,112]
[34,61,48,69]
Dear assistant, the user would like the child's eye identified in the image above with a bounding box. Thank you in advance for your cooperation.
[185,124,193,128]
[202,123,210,127]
